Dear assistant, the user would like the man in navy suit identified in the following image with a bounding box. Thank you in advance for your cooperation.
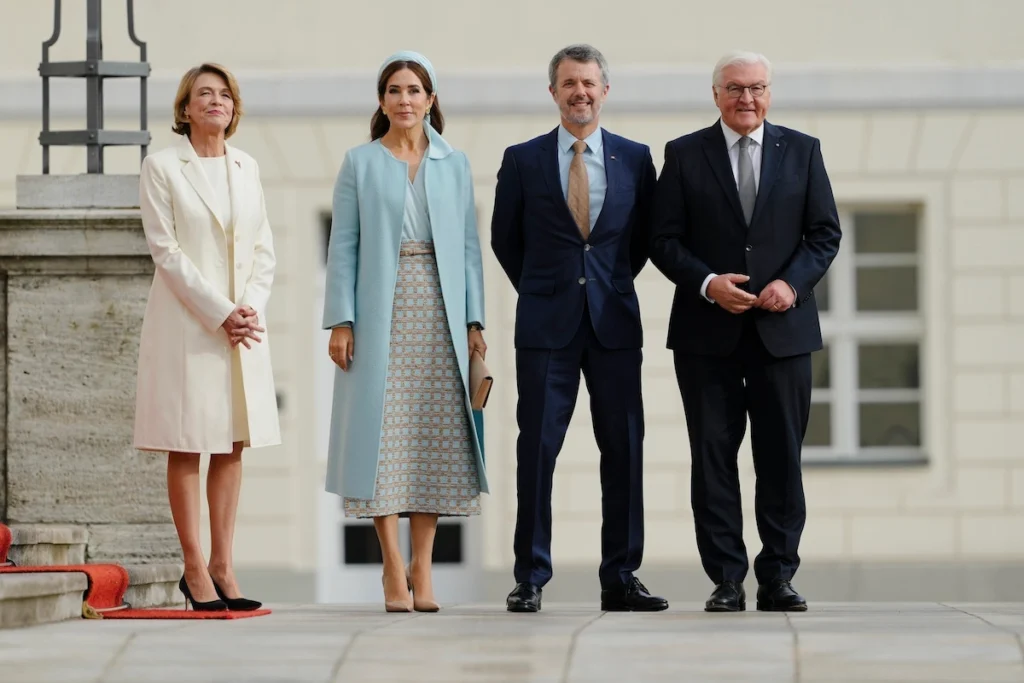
[650,51,841,612]
[491,44,667,613]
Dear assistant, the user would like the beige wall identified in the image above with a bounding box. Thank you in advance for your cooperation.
[1,0,1023,594]
[3,0,1024,75]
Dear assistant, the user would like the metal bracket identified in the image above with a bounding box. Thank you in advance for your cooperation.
[39,0,151,174]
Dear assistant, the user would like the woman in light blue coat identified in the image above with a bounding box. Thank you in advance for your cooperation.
[323,51,488,613]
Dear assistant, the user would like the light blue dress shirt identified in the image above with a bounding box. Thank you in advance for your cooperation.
[557,125,606,232]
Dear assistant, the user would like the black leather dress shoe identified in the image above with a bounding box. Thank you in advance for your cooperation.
[507,583,542,612]
[705,581,746,612]
[756,579,807,612]
[601,577,669,612]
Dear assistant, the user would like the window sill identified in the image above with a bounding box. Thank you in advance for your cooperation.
[803,452,929,469]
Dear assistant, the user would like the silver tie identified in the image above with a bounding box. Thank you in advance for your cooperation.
[737,136,756,225]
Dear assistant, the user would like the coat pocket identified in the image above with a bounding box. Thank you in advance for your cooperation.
[612,278,635,294]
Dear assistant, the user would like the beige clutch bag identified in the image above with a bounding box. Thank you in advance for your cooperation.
[469,352,493,411]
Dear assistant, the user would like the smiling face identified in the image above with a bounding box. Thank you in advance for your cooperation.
[713,61,771,135]
[549,59,608,127]
[380,67,435,132]
[183,72,235,137]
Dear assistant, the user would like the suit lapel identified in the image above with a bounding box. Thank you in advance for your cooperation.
[225,144,245,230]
[590,133,618,236]
[701,124,746,227]
[539,128,577,230]
[750,122,786,228]
[177,135,225,231]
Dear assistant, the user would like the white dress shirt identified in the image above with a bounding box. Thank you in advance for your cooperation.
[700,120,765,303]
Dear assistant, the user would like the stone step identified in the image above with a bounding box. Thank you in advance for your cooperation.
[0,562,183,629]
[0,572,88,629]
[7,524,88,567]
[123,563,184,610]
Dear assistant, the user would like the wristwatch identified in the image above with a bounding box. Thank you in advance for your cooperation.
[467,322,483,331]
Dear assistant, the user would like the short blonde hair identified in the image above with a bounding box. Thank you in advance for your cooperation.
[172,63,244,138]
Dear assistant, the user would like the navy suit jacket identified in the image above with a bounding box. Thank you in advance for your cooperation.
[491,128,657,350]
[650,120,842,358]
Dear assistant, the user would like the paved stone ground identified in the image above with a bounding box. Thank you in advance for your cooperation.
[3,603,1024,682]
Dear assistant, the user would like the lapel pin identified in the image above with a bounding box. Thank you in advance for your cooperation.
[235,160,241,168]
[610,155,616,160]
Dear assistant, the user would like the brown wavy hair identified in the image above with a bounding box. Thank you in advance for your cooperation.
[172,63,244,139]
[370,61,444,140]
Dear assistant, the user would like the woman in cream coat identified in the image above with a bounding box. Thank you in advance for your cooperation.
[135,63,279,612]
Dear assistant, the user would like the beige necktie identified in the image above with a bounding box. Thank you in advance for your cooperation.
[567,140,590,240]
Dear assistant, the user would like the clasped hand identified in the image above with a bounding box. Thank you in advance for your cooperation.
[707,274,795,314]
[222,305,265,349]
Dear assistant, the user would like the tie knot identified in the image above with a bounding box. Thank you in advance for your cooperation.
[738,136,752,149]
[572,140,587,155]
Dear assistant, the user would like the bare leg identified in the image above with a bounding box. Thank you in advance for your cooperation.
[374,515,412,610]
[409,513,439,609]
[167,451,217,602]
[207,441,244,598]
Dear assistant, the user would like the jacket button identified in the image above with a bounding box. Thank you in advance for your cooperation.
[578,277,586,285]
[745,245,753,252]
[584,244,591,252]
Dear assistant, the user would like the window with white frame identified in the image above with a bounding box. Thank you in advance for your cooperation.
[804,207,925,465]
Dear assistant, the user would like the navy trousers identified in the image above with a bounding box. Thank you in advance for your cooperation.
[512,314,645,590]
[674,318,811,585]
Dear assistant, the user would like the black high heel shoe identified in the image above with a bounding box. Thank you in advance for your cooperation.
[211,578,262,611]
[179,576,227,612]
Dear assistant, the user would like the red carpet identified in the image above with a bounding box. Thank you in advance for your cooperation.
[0,523,11,564]
[104,607,272,619]
[0,523,268,619]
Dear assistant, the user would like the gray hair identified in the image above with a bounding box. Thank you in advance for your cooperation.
[548,44,610,89]
[712,50,773,86]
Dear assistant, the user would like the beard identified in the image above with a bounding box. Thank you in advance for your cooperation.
[561,98,601,125]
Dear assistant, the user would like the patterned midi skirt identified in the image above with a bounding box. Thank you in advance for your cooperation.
[343,240,481,518]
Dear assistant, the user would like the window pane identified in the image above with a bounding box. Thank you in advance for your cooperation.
[859,343,919,389]
[343,525,383,565]
[856,266,917,311]
[433,523,464,564]
[804,403,831,446]
[859,402,920,447]
[854,212,918,254]
[814,274,830,312]
[811,345,830,389]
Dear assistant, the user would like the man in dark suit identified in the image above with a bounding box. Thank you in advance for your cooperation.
[650,51,841,612]
[491,44,667,613]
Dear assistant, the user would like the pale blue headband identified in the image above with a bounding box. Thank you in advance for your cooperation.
[377,51,439,95]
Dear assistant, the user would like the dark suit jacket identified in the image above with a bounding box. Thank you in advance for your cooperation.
[650,120,841,358]
[491,128,657,350]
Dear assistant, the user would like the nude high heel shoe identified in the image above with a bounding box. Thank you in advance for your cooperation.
[407,564,440,613]
[382,570,413,613]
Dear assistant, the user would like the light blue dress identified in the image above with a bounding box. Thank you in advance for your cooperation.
[341,142,481,518]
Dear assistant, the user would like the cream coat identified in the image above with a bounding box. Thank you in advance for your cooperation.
[134,135,281,453]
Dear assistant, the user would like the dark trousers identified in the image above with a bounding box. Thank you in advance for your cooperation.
[513,314,645,590]
[673,319,811,585]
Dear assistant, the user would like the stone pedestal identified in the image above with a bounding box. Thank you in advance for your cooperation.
[0,205,179,563]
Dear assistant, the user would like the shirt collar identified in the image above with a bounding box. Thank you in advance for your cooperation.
[720,119,764,149]
[558,124,604,155]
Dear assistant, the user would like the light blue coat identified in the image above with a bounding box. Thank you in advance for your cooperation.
[323,128,488,500]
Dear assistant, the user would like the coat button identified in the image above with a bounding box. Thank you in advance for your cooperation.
[745,245,753,252]
[578,277,586,285]
[584,244,591,252]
